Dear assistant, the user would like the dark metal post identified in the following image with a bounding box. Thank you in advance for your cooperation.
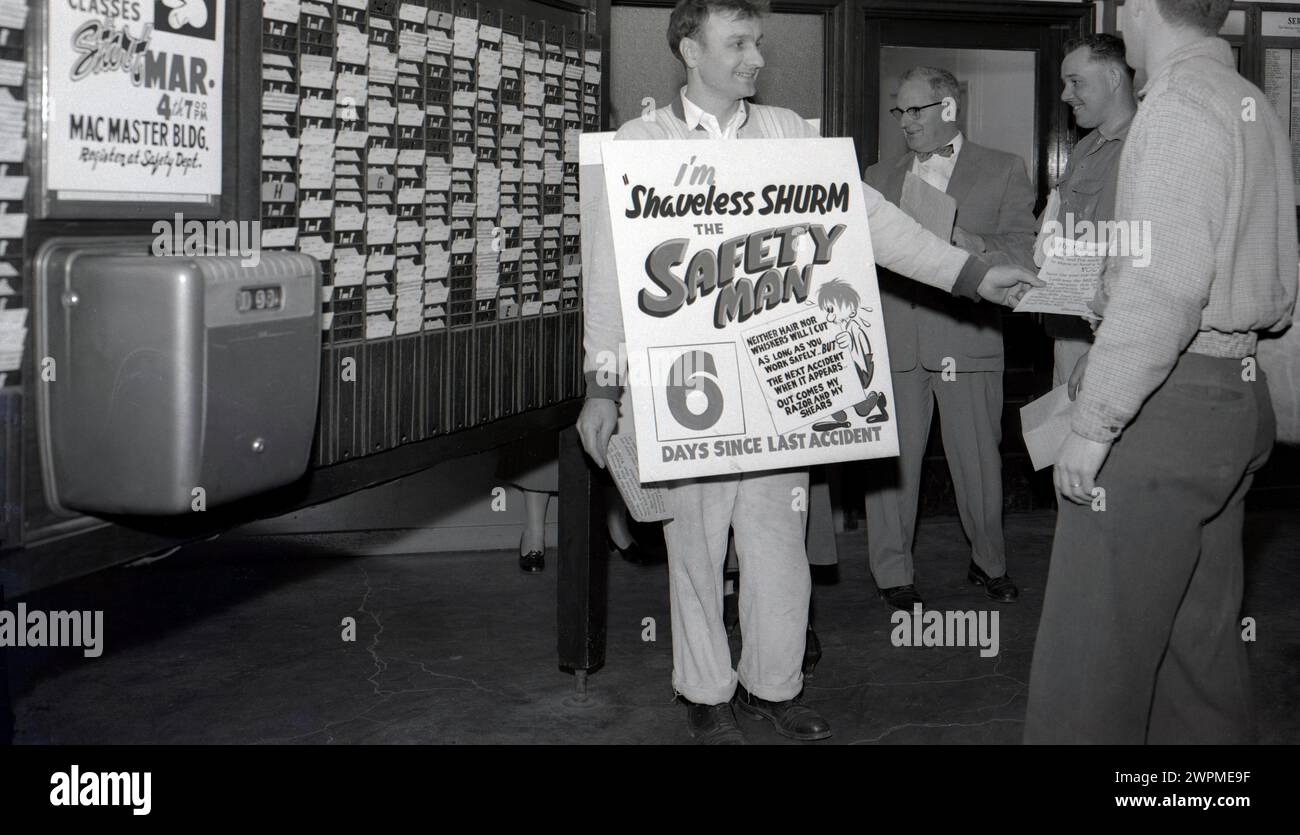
[556,426,607,691]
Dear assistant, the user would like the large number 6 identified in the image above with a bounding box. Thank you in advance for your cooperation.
[666,351,724,431]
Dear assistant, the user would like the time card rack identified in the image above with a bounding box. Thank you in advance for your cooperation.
[260,0,599,464]
[0,1,24,546]
[0,1,28,393]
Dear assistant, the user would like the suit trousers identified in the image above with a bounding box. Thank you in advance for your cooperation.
[864,366,1006,588]
[1024,353,1274,744]
[663,468,811,705]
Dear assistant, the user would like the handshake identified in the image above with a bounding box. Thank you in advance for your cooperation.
[978,264,1042,308]
[950,224,1042,306]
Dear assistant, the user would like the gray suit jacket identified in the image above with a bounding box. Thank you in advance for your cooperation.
[865,141,1036,372]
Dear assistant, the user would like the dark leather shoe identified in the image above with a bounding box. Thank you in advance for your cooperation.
[879,584,923,611]
[968,561,1019,602]
[684,700,746,745]
[735,684,832,741]
[723,570,740,635]
[519,550,544,573]
[608,534,666,566]
[802,626,822,677]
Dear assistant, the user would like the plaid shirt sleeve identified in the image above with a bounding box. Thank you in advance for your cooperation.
[1071,86,1232,442]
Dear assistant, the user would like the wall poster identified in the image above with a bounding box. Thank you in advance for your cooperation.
[34,0,225,216]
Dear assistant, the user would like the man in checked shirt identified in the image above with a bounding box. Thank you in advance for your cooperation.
[1025,0,1297,744]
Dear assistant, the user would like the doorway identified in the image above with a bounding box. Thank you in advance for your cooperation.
[860,1,1093,206]
[877,46,1037,189]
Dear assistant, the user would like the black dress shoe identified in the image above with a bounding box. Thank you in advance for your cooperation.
[723,570,740,635]
[968,561,1019,602]
[684,699,746,745]
[735,684,831,741]
[608,534,666,566]
[878,584,923,611]
[519,550,545,573]
[802,625,822,677]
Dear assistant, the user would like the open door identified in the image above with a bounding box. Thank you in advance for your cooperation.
[861,1,1092,207]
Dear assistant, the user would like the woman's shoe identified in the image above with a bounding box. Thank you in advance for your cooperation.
[519,549,545,573]
[608,534,665,566]
[802,626,823,677]
[519,533,545,573]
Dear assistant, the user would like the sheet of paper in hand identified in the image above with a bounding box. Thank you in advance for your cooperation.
[1032,189,1061,269]
[901,172,956,242]
[1020,384,1073,471]
[1014,245,1106,317]
[600,138,899,482]
[605,435,673,522]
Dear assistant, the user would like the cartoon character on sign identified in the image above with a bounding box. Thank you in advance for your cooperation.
[162,0,209,30]
[811,279,889,431]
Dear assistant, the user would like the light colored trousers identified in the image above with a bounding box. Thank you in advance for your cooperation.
[864,366,1006,589]
[725,473,839,570]
[663,468,811,705]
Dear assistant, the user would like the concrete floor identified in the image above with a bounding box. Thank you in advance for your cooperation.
[8,509,1299,744]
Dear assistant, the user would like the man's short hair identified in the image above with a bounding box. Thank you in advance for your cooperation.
[1063,33,1135,80]
[898,66,961,109]
[817,278,859,310]
[668,0,770,63]
[1153,0,1231,35]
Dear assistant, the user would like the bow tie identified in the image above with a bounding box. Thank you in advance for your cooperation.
[917,144,955,162]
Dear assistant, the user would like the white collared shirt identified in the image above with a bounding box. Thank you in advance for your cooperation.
[911,131,964,192]
[681,87,747,140]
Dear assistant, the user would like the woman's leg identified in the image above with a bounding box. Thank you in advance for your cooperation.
[518,489,551,573]
[521,489,550,553]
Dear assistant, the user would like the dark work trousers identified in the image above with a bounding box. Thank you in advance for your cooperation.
[1024,352,1274,744]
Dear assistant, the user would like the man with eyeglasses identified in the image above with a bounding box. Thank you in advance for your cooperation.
[861,66,1037,613]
